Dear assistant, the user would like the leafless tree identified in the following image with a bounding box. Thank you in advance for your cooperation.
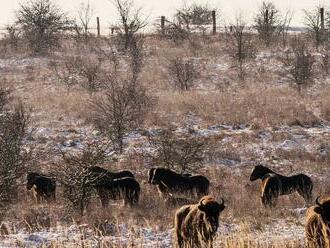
[113,0,147,50]
[167,57,199,90]
[76,1,94,39]
[278,10,293,47]
[58,141,112,216]
[16,0,72,54]
[89,77,149,153]
[254,1,281,46]
[146,130,206,174]
[304,7,327,47]
[227,15,256,80]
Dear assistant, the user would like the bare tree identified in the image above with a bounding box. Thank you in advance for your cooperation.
[278,10,293,47]
[16,0,72,54]
[76,1,94,39]
[58,141,111,216]
[167,57,199,90]
[89,77,149,153]
[146,130,206,174]
[113,0,147,50]
[254,1,281,46]
[304,7,327,47]
[227,14,256,80]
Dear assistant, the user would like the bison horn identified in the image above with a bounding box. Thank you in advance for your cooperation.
[219,198,224,206]
[315,196,322,207]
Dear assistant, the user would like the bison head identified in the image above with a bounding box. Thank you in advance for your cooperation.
[250,165,269,181]
[198,196,225,233]
[315,196,330,223]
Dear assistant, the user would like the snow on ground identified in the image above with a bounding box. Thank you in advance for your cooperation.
[0,218,306,248]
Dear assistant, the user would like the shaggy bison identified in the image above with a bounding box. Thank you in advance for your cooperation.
[148,168,209,199]
[250,165,313,207]
[305,196,330,248]
[88,166,139,207]
[95,177,140,207]
[174,195,225,248]
[26,172,56,202]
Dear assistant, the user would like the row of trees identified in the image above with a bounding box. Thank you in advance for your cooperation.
[4,0,330,54]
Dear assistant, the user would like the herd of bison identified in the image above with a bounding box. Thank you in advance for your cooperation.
[27,165,329,247]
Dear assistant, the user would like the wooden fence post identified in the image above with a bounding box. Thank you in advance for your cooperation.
[161,16,165,35]
[320,8,325,31]
[212,10,216,35]
[96,17,100,37]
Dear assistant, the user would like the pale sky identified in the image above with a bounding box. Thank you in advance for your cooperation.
[0,0,327,29]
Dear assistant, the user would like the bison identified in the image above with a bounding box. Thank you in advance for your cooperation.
[250,165,313,207]
[26,172,56,203]
[174,195,225,248]
[305,196,330,248]
[95,177,140,207]
[148,168,209,199]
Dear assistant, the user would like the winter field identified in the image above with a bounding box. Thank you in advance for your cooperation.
[0,1,330,248]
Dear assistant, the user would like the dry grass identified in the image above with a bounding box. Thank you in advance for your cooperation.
[156,84,319,128]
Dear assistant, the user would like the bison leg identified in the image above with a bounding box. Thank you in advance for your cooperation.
[97,188,109,208]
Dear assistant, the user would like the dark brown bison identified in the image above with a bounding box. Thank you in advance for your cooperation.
[26,172,56,202]
[148,168,209,199]
[174,195,225,248]
[95,177,140,207]
[305,196,330,248]
[250,165,313,207]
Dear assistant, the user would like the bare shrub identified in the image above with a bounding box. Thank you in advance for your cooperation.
[113,0,147,51]
[227,14,256,80]
[167,57,199,90]
[146,129,206,174]
[0,96,31,213]
[254,1,282,46]
[50,55,105,92]
[58,141,111,216]
[280,37,315,92]
[4,25,21,50]
[278,11,293,47]
[304,7,327,47]
[89,78,149,153]
[160,20,190,44]
[16,0,72,54]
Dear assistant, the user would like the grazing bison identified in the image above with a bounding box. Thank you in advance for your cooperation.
[26,172,56,202]
[95,177,140,207]
[174,195,225,248]
[305,196,330,248]
[149,168,209,199]
[250,165,313,207]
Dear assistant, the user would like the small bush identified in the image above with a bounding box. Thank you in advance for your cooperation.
[167,57,199,90]
[146,129,206,173]
[280,37,315,92]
